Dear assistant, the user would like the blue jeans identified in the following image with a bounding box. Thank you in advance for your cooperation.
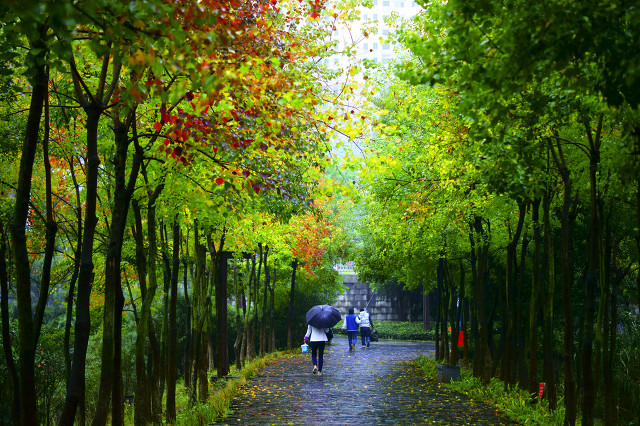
[361,327,371,346]
[347,331,357,349]
[310,341,325,371]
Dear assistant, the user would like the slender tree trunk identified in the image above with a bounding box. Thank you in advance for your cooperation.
[286,259,298,349]
[504,201,527,389]
[60,105,102,425]
[191,222,209,403]
[447,260,459,367]
[528,198,542,398]
[166,221,179,423]
[1,221,20,425]
[233,259,243,370]
[434,267,442,361]
[548,135,577,425]
[517,233,530,388]
[460,270,469,365]
[472,217,492,385]
[581,115,603,426]
[244,257,256,362]
[269,262,276,352]
[11,32,48,426]
[468,227,480,377]
[64,49,121,426]
[251,247,261,357]
[260,246,269,356]
[542,192,557,409]
[132,200,150,424]
[63,159,82,388]
[182,229,192,389]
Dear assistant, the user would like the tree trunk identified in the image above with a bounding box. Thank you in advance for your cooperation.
[581,115,603,426]
[269,262,276,353]
[472,216,492,385]
[468,226,481,377]
[260,244,268,357]
[504,200,526,389]
[95,114,140,426]
[131,200,150,424]
[182,228,192,389]
[286,259,298,349]
[1,221,20,425]
[446,260,459,367]
[516,233,530,388]
[528,198,542,398]
[166,220,179,423]
[548,134,577,425]
[542,191,557,409]
[233,259,243,370]
[63,158,82,390]
[11,32,48,426]
[244,256,256,362]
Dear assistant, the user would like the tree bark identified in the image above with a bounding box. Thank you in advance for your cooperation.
[286,259,298,349]
[62,47,120,426]
[548,134,577,425]
[504,200,526,389]
[166,220,179,422]
[63,159,82,391]
[11,30,47,426]
[94,112,141,426]
[542,191,557,409]
[528,198,542,398]
[260,244,268,357]
[581,115,603,426]
[233,259,243,370]
[1,220,19,425]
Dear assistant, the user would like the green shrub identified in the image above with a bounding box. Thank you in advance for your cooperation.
[335,320,434,341]
[415,356,567,425]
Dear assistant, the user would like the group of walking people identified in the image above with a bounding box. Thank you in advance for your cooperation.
[303,306,374,377]
[342,307,374,351]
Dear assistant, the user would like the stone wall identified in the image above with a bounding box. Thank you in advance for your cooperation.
[332,274,404,322]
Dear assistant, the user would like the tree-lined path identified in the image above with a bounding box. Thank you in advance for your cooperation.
[217,339,516,425]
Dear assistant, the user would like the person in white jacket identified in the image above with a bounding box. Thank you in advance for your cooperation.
[357,308,374,348]
[304,324,329,376]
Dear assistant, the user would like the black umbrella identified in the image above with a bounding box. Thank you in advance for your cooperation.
[306,304,341,329]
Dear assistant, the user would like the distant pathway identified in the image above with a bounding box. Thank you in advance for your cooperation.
[216,338,517,425]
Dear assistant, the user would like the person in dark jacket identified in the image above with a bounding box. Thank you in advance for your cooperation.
[341,307,359,351]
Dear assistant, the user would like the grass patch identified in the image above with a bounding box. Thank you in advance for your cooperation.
[175,350,294,425]
[415,356,570,425]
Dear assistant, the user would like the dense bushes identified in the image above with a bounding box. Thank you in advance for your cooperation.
[335,320,434,341]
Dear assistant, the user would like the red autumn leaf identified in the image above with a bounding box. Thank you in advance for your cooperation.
[153,122,162,132]
[215,177,224,185]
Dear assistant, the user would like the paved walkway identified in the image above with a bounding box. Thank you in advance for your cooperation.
[216,338,517,425]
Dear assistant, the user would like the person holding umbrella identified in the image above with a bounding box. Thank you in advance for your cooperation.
[304,304,341,376]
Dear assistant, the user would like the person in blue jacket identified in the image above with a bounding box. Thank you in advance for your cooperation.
[341,307,359,351]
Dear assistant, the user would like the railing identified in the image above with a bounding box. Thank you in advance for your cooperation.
[334,262,357,276]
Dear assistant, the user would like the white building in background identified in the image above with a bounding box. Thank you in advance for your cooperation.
[324,0,423,70]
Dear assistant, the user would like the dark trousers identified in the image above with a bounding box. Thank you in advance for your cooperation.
[361,327,371,346]
[310,341,326,371]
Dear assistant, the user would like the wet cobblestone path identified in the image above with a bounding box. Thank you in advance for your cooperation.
[216,338,517,425]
